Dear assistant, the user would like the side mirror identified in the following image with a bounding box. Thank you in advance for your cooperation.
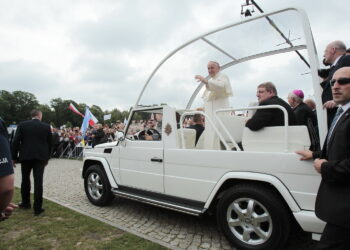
[116,131,125,141]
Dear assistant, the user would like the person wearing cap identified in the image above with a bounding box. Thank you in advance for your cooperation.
[195,61,233,149]
[320,40,350,127]
[297,66,350,249]
[246,82,296,131]
[288,90,319,150]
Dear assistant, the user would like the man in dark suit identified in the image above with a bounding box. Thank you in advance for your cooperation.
[12,110,52,216]
[320,40,350,127]
[91,124,106,147]
[288,90,319,151]
[246,82,296,131]
[297,67,350,249]
[188,114,204,145]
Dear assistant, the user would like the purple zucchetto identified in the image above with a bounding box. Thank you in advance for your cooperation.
[292,89,304,99]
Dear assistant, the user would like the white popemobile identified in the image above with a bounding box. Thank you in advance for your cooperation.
[82,8,326,250]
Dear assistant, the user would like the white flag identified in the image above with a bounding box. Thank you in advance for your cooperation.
[104,114,111,121]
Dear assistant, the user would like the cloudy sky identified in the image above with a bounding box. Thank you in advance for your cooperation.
[0,0,348,112]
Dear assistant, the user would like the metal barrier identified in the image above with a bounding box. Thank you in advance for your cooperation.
[59,143,84,160]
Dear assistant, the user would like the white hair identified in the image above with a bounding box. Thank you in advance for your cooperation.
[208,61,220,68]
[288,92,303,104]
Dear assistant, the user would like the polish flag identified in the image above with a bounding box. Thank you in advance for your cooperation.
[69,103,85,118]
[88,110,98,126]
[81,107,99,136]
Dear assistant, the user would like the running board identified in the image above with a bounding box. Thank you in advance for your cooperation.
[111,188,206,216]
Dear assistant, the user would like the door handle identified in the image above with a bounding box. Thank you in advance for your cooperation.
[150,157,163,163]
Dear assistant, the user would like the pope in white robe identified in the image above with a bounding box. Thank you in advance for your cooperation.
[195,61,233,149]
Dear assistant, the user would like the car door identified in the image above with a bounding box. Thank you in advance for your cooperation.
[119,108,164,193]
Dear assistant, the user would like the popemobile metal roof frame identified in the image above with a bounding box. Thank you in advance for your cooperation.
[134,7,327,145]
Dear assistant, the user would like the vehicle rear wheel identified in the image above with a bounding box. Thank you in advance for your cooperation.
[84,165,113,206]
[216,184,291,250]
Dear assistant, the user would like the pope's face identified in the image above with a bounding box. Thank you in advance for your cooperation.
[207,62,220,77]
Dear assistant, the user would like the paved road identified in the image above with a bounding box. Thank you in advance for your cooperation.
[14,159,316,250]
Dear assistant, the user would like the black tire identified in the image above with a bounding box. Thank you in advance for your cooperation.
[84,164,114,206]
[216,183,291,250]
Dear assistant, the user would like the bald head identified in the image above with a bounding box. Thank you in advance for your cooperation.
[324,40,347,65]
[304,99,316,111]
[333,66,350,79]
[331,67,350,105]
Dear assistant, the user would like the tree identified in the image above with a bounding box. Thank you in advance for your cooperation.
[38,104,55,126]
[0,90,12,123]
[0,90,39,124]
[0,89,131,128]
[110,108,122,123]
[121,110,130,122]
[50,98,84,128]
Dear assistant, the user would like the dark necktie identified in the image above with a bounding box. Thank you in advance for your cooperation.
[327,107,343,147]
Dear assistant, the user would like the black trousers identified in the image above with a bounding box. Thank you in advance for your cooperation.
[21,160,46,211]
[317,223,350,250]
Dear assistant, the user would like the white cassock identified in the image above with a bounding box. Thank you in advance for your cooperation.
[202,72,233,149]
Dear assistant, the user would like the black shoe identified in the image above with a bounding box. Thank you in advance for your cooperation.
[18,202,31,209]
[34,208,45,216]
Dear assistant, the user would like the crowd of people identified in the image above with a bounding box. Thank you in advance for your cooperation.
[50,122,126,157]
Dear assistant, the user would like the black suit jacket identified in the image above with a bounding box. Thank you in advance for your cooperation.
[246,96,297,131]
[294,103,320,151]
[321,54,350,126]
[313,107,350,228]
[12,119,52,162]
[188,124,204,145]
[293,103,317,127]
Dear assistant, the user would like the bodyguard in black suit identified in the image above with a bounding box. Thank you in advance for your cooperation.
[12,110,52,215]
[246,82,296,131]
[320,41,350,127]
[297,67,350,249]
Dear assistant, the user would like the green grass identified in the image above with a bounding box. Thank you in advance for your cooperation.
[0,188,167,250]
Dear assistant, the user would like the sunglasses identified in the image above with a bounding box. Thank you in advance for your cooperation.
[330,77,350,87]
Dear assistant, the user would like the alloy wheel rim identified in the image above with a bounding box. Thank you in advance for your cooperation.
[87,172,103,200]
[226,197,272,245]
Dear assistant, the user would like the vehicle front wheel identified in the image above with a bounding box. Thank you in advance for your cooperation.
[216,184,291,250]
[84,165,113,206]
